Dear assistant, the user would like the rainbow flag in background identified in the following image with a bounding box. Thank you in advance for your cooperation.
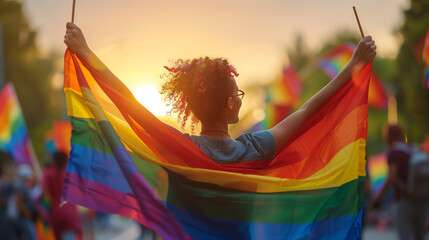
[44,130,56,155]
[367,73,388,109]
[266,65,302,107]
[422,135,429,153]
[53,121,72,156]
[44,121,72,156]
[422,29,429,89]
[319,43,355,79]
[367,153,388,195]
[63,49,370,239]
[35,218,55,240]
[425,68,429,89]
[246,104,291,132]
[35,192,55,240]
[319,43,388,109]
[0,83,35,164]
[247,65,300,132]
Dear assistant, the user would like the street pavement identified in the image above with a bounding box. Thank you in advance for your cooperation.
[89,215,428,240]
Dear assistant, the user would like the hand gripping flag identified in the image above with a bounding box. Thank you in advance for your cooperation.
[63,49,371,240]
[319,43,388,109]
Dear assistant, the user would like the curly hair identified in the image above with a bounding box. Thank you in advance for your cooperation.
[161,57,239,131]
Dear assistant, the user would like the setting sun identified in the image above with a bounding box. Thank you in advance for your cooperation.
[132,84,171,116]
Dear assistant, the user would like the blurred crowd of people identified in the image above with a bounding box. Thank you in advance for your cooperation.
[0,155,39,240]
[0,151,82,240]
[364,124,429,240]
[0,150,156,240]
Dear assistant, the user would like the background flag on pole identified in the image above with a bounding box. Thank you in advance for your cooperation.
[422,28,429,89]
[53,121,72,156]
[44,130,56,155]
[245,104,292,132]
[245,64,301,133]
[319,43,355,79]
[266,65,302,107]
[367,153,388,195]
[44,121,72,156]
[0,83,36,165]
[319,43,388,109]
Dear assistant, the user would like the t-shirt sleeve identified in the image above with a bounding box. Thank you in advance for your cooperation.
[236,130,276,161]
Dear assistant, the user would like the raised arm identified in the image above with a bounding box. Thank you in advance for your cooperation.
[269,36,376,154]
[64,22,133,98]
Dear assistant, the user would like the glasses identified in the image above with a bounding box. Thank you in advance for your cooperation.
[225,90,245,107]
[231,90,245,100]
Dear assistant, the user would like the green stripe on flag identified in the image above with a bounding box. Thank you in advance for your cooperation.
[69,117,166,192]
[166,171,364,224]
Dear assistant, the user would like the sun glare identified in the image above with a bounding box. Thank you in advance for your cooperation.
[133,84,171,116]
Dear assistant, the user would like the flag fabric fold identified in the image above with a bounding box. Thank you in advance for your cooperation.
[63,49,371,239]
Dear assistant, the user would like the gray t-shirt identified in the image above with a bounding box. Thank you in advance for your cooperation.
[183,130,275,163]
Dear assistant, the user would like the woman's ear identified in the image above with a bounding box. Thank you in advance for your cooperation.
[226,97,233,110]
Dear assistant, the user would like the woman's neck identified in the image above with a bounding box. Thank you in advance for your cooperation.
[200,123,230,139]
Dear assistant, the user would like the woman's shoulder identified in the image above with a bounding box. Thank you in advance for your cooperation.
[235,130,275,145]
[234,130,276,161]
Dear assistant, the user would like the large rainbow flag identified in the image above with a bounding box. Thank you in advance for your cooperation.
[0,83,35,165]
[63,49,370,239]
[319,43,388,109]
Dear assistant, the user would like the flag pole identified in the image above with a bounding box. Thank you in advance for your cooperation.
[353,6,365,38]
[388,95,398,124]
[71,0,76,23]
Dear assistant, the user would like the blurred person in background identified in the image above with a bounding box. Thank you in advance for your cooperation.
[9,164,38,240]
[0,152,14,239]
[421,134,429,153]
[138,223,157,240]
[372,124,427,240]
[42,151,82,240]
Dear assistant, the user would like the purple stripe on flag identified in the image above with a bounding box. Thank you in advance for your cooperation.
[64,172,191,240]
[64,172,148,223]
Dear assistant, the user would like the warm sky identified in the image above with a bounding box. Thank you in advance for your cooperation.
[22,0,408,91]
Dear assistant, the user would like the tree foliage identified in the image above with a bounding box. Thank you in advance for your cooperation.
[0,0,61,163]
[393,0,429,143]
